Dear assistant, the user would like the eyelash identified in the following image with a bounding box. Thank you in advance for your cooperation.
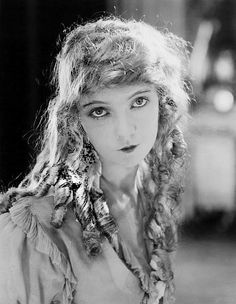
[88,96,149,119]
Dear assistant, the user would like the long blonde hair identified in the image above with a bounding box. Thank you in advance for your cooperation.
[1,16,190,302]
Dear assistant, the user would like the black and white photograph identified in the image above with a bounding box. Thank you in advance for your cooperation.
[0,1,235,303]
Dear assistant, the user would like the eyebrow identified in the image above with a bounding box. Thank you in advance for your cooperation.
[82,88,152,108]
[82,100,107,108]
[128,89,152,100]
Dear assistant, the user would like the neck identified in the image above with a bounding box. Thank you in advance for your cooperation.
[100,163,139,199]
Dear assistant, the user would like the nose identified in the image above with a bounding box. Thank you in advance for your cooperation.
[114,113,136,144]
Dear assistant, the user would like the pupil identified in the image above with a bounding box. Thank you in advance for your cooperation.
[96,109,102,115]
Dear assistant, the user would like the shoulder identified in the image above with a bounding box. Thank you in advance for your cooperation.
[0,195,77,303]
[0,194,54,238]
[0,194,55,251]
[0,193,72,266]
[29,194,55,226]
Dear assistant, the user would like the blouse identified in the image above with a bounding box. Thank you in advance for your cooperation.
[0,194,162,304]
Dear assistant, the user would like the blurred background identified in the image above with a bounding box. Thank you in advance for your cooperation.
[0,0,235,303]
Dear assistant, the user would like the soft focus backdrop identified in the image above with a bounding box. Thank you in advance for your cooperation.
[1,1,236,303]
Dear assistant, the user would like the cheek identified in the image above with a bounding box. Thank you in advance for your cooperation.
[147,119,158,145]
[139,109,159,139]
[82,122,112,155]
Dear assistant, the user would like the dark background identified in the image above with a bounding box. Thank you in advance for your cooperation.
[0,0,108,188]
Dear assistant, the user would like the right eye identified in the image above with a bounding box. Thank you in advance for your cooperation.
[89,107,109,119]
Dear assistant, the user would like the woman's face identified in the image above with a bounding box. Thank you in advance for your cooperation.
[79,84,159,169]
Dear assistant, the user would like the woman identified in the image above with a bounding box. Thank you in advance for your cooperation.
[0,17,190,304]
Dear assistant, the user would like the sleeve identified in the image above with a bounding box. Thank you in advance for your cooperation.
[0,198,77,304]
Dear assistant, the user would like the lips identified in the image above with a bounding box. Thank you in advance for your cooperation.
[119,145,138,153]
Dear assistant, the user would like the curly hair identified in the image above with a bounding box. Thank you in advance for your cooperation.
[0,16,190,302]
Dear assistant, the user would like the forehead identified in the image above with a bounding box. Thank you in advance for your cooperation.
[81,83,157,104]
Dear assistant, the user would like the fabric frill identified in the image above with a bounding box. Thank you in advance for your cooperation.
[9,198,78,304]
[114,234,167,304]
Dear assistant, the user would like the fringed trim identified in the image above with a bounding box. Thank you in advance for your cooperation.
[9,198,77,304]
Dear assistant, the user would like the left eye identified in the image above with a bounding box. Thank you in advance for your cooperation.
[89,107,108,119]
[132,97,148,108]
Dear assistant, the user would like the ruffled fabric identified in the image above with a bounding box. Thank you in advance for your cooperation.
[108,187,175,304]
[116,235,150,292]
[9,197,77,304]
[113,234,168,304]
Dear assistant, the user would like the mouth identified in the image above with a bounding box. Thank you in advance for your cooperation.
[119,145,138,153]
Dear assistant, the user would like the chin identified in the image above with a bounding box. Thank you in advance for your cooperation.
[119,153,147,168]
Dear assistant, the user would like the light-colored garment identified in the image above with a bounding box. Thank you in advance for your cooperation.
[0,195,145,304]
